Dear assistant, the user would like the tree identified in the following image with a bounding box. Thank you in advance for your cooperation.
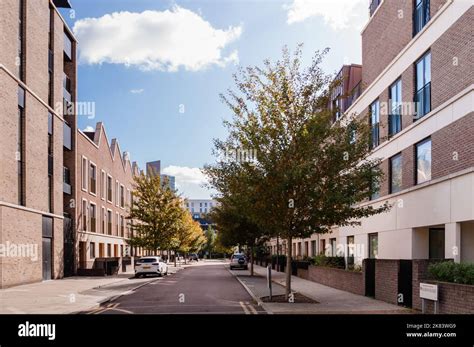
[169,210,206,265]
[206,45,390,299]
[127,173,184,255]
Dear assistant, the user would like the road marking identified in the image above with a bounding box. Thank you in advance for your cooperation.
[245,302,258,314]
[239,301,250,314]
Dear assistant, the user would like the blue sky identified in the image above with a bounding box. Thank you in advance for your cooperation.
[59,0,368,198]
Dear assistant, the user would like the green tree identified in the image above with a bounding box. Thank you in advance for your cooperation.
[127,173,184,254]
[206,45,390,299]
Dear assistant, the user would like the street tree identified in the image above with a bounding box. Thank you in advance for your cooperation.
[206,45,390,299]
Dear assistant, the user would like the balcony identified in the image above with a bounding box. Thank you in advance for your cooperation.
[64,33,72,60]
[369,0,382,16]
[415,82,431,120]
[388,113,402,136]
[63,123,72,150]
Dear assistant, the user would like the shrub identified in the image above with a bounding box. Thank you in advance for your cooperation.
[311,255,345,269]
[428,261,474,285]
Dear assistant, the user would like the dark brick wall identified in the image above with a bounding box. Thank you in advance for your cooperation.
[432,112,474,180]
[431,7,473,110]
[375,259,400,304]
[412,260,474,314]
[299,265,364,296]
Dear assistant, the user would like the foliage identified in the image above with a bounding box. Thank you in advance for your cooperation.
[310,255,346,269]
[428,261,474,285]
[205,45,390,297]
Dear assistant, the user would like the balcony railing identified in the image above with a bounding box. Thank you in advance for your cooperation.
[63,182,71,194]
[414,0,430,36]
[63,123,72,150]
[388,113,402,136]
[415,82,431,120]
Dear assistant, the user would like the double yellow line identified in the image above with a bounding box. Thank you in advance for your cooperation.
[239,301,257,314]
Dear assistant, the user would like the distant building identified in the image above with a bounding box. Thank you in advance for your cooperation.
[160,174,176,191]
[185,199,217,231]
[146,160,161,177]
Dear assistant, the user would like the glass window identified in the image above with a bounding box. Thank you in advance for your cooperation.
[330,238,336,256]
[416,138,432,184]
[415,52,431,119]
[89,163,96,194]
[368,233,378,259]
[370,168,380,200]
[414,0,430,36]
[389,79,402,136]
[90,242,95,259]
[82,157,87,190]
[390,153,402,194]
[429,228,445,259]
[370,100,380,148]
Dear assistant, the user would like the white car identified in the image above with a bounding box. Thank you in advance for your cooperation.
[134,256,168,278]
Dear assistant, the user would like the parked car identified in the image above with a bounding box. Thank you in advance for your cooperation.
[188,253,199,261]
[230,253,248,270]
[134,256,168,278]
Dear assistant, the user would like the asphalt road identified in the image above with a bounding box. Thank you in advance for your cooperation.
[87,261,264,314]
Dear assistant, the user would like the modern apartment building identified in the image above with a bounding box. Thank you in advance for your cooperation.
[269,0,474,265]
[0,0,77,287]
[75,122,140,274]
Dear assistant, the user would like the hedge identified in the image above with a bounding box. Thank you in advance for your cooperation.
[428,261,474,285]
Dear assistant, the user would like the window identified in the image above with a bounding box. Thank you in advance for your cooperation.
[115,181,119,206]
[82,200,87,231]
[17,87,25,206]
[116,212,119,235]
[368,233,378,259]
[63,123,72,150]
[18,0,25,80]
[120,185,125,208]
[389,79,402,136]
[429,228,445,259]
[347,236,355,266]
[89,203,96,233]
[330,238,336,256]
[415,52,431,119]
[107,175,113,202]
[370,100,380,148]
[81,157,88,190]
[389,153,402,194]
[99,243,104,258]
[48,113,53,213]
[63,166,71,194]
[101,171,106,200]
[414,0,430,36]
[90,242,95,259]
[101,207,106,234]
[370,168,380,200]
[311,240,316,256]
[320,239,326,255]
[107,244,111,257]
[107,210,112,235]
[89,163,97,195]
[120,215,125,237]
[416,138,431,184]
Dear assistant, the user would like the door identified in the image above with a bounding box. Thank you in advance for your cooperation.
[429,228,445,259]
[42,237,52,280]
[79,241,87,269]
[398,260,413,307]
[63,215,75,277]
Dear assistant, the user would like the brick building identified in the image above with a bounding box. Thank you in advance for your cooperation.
[75,122,141,274]
[268,0,474,264]
[0,0,77,287]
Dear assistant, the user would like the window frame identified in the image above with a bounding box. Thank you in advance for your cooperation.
[389,152,403,194]
[89,161,97,196]
[81,156,88,191]
[415,137,432,185]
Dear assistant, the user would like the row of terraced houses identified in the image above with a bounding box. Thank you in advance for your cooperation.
[268,0,473,266]
[0,0,154,288]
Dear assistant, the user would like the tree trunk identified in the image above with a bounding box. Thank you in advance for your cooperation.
[250,245,254,276]
[174,251,177,268]
[184,252,187,265]
[285,236,292,300]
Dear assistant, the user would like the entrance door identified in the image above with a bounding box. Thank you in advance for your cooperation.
[429,228,445,259]
[79,241,87,269]
[42,237,52,280]
[398,260,413,307]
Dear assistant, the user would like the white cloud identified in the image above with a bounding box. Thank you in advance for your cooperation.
[285,0,368,30]
[73,6,242,72]
[130,88,144,94]
[162,166,215,199]
[83,125,95,132]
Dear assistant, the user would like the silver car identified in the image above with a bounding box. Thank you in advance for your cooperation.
[230,253,248,270]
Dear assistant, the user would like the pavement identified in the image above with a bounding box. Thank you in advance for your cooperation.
[86,259,264,314]
[230,264,414,314]
[0,261,190,314]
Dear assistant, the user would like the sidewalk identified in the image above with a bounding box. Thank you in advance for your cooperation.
[232,265,413,314]
[0,263,191,314]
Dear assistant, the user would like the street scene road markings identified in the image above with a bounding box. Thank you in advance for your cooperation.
[245,302,257,314]
[239,301,250,314]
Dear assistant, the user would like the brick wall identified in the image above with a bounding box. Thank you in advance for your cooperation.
[412,260,474,314]
[431,7,473,110]
[301,265,364,296]
[375,259,399,304]
[432,112,474,180]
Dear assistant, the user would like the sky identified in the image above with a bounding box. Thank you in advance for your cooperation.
[59,0,369,199]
